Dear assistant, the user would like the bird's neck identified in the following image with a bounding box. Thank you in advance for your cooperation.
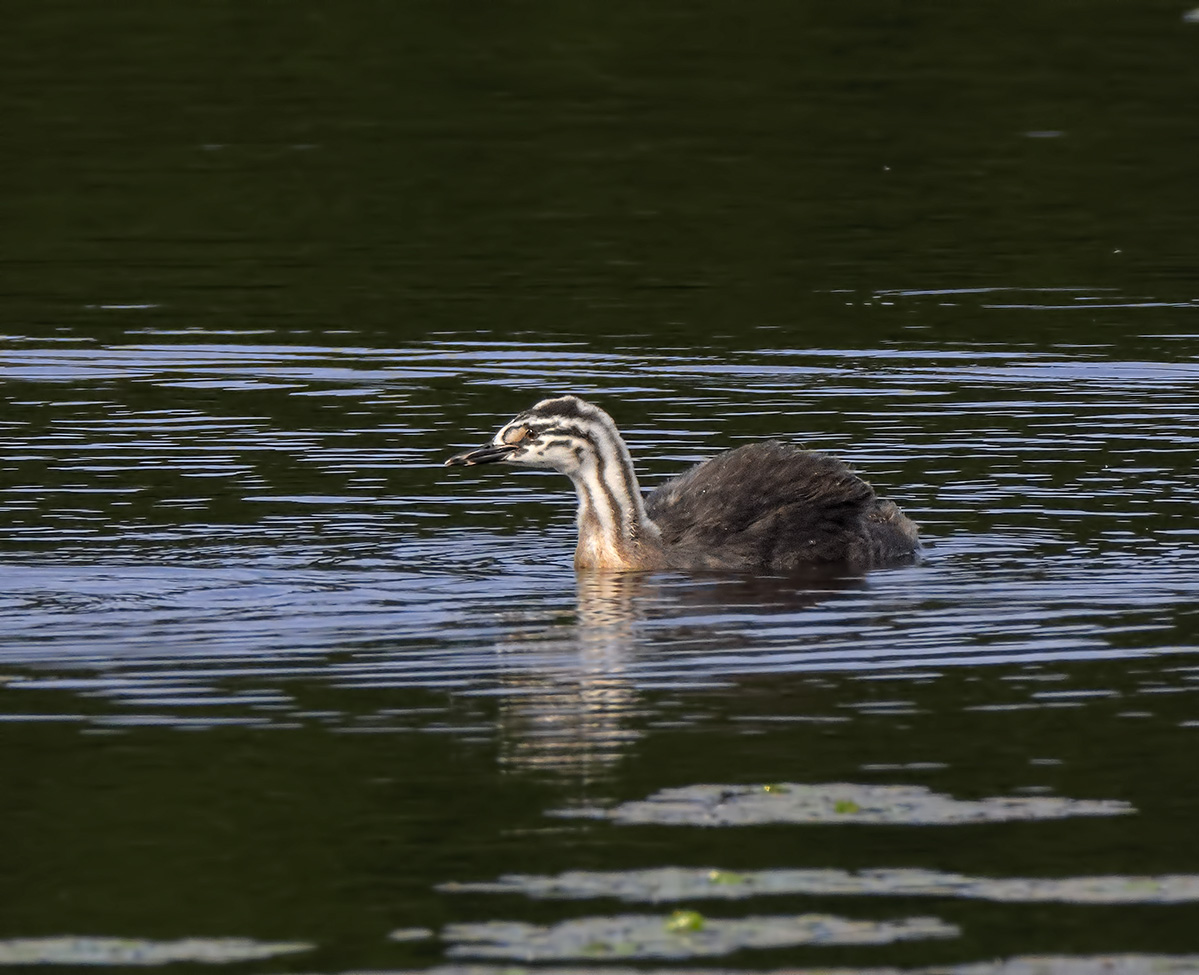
[567,444,661,571]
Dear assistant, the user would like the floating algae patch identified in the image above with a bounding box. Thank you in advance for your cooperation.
[550,783,1133,826]
[442,912,956,960]
[334,953,1199,975]
[0,937,312,965]
[389,928,436,943]
[663,910,705,933]
[441,867,1199,905]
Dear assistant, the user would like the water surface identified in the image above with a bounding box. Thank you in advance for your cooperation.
[3,1,1199,972]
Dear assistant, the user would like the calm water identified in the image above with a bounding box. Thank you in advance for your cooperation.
[3,2,1199,973]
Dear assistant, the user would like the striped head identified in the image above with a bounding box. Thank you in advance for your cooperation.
[445,396,623,476]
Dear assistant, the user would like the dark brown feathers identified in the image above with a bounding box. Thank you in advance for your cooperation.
[644,441,918,571]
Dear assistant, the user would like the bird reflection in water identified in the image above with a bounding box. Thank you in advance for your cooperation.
[491,571,866,790]
[494,572,645,789]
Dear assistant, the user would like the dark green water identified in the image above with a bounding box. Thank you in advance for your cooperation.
[2,2,1199,972]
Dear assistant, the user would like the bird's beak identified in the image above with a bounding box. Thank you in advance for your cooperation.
[444,442,517,467]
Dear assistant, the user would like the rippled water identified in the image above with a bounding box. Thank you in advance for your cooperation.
[4,289,1198,705]
[4,291,1199,975]
[6,0,1199,970]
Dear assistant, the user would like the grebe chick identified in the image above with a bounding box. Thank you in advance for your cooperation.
[445,395,919,572]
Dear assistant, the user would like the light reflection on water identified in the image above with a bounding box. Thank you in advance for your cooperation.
[2,297,1199,975]
[2,304,1198,757]
[3,302,1199,975]
[1,552,1194,686]
[7,0,1199,959]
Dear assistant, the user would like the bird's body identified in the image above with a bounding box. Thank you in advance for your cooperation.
[446,396,919,573]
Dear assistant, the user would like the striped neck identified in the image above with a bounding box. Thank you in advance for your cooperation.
[564,419,659,571]
[466,395,664,570]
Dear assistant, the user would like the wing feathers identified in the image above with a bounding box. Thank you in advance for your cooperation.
[644,442,907,569]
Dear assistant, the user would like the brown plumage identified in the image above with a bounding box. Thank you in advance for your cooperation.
[446,396,920,573]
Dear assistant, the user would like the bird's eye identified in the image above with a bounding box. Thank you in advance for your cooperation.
[501,425,530,445]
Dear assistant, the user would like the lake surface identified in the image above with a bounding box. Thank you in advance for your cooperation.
[2,2,1199,973]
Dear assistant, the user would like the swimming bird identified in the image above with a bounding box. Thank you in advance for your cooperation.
[445,396,919,572]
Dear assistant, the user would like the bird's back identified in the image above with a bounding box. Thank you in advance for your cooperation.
[644,441,918,571]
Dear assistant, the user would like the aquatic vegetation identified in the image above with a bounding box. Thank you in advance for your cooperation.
[440,867,1199,905]
[353,952,1199,975]
[441,912,956,960]
[663,910,705,933]
[550,782,1134,826]
[389,928,436,942]
[706,870,747,886]
[0,937,311,966]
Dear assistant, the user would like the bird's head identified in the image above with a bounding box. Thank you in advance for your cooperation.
[444,395,619,476]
